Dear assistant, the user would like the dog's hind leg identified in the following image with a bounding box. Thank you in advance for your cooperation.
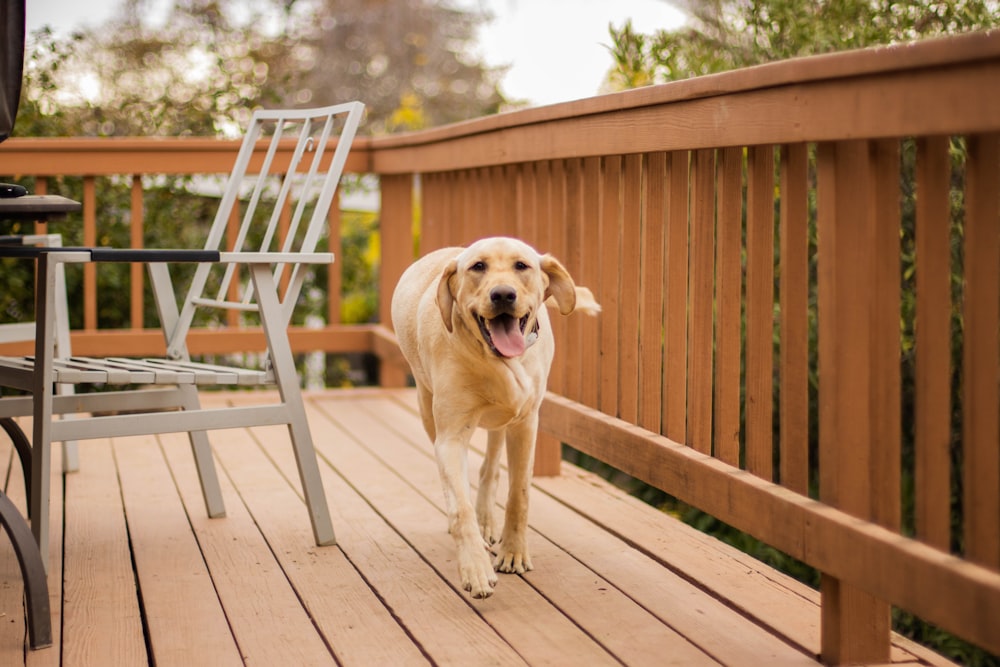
[477,429,504,545]
[415,382,436,442]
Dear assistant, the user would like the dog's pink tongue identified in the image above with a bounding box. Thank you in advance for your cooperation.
[489,317,526,357]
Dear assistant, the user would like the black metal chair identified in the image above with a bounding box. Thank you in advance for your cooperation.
[0,0,53,650]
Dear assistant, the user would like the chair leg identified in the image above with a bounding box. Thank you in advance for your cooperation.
[285,393,336,546]
[1,418,33,515]
[47,237,79,474]
[0,492,52,649]
[177,385,226,519]
[29,253,60,570]
[0,420,52,649]
[251,264,335,546]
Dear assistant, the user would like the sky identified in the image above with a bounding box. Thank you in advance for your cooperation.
[25,0,686,108]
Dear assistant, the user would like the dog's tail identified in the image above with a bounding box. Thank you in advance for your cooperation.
[572,286,601,316]
[547,286,601,316]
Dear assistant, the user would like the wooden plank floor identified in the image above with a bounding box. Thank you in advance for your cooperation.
[0,388,952,666]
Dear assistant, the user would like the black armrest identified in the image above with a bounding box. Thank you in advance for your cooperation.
[0,246,221,262]
[89,248,221,263]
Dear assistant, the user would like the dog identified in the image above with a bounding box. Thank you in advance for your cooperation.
[391,237,599,599]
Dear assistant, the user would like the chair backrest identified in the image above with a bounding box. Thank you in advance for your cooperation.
[169,102,364,356]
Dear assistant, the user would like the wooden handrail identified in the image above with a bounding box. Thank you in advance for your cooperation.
[2,30,999,662]
[1,136,373,175]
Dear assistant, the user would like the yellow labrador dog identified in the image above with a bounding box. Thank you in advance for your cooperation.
[391,237,599,599]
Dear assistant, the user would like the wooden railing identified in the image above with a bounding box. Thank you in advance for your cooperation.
[2,30,999,663]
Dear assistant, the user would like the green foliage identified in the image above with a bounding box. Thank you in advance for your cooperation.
[605,0,1000,86]
[338,207,380,326]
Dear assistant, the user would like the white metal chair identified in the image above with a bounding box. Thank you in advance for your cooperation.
[0,232,80,473]
[0,102,365,562]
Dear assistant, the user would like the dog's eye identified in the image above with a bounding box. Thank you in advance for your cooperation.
[514,261,529,271]
[470,261,487,272]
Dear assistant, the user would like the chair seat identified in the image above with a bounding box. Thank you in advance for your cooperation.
[0,355,273,385]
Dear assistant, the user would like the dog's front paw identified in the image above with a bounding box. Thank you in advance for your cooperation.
[459,544,498,599]
[493,540,533,575]
[477,507,500,546]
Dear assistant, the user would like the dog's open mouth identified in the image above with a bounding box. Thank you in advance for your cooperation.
[476,312,531,358]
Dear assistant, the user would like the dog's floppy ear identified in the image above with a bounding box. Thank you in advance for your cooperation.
[540,254,576,315]
[436,259,459,332]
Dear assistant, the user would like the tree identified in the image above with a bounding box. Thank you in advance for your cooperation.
[20,0,506,137]
[604,0,1000,86]
[288,0,508,134]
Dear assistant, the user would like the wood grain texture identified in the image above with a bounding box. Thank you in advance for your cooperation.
[745,145,775,480]
[961,132,1000,570]
[778,143,810,496]
[663,151,690,444]
[618,154,642,425]
[914,136,953,551]
[714,147,743,467]
[639,152,666,434]
[688,149,716,455]
[540,391,1000,657]
[816,140,891,662]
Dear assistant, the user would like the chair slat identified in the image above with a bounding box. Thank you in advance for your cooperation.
[100,358,198,384]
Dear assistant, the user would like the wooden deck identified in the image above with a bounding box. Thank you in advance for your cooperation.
[0,388,951,666]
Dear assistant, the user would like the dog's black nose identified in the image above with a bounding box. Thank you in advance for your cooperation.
[490,285,517,306]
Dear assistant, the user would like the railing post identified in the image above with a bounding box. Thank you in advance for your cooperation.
[82,176,98,331]
[816,140,893,664]
[129,175,144,329]
[378,173,414,388]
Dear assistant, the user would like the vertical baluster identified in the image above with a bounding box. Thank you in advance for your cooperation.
[326,188,342,327]
[618,153,642,425]
[870,138,902,531]
[962,132,1000,569]
[639,152,666,434]
[663,151,689,444]
[562,158,584,403]
[83,176,97,331]
[580,157,602,411]
[914,136,953,550]
[129,176,145,331]
[778,143,810,495]
[598,156,622,418]
[688,149,715,455]
[225,203,241,327]
[516,163,536,249]
[379,173,414,389]
[548,160,568,400]
[715,147,742,466]
[746,145,775,479]
[532,161,552,252]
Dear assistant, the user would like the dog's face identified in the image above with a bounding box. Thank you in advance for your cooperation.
[436,237,576,359]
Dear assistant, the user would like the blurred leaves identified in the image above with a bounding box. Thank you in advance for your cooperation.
[18,0,508,137]
[604,0,1000,87]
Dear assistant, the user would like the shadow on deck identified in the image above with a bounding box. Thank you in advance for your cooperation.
[0,389,950,666]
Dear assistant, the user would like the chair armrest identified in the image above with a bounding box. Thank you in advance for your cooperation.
[89,248,222,263]
[0,247,331,264]
[0,246,91,261]
[218,251,334,264]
